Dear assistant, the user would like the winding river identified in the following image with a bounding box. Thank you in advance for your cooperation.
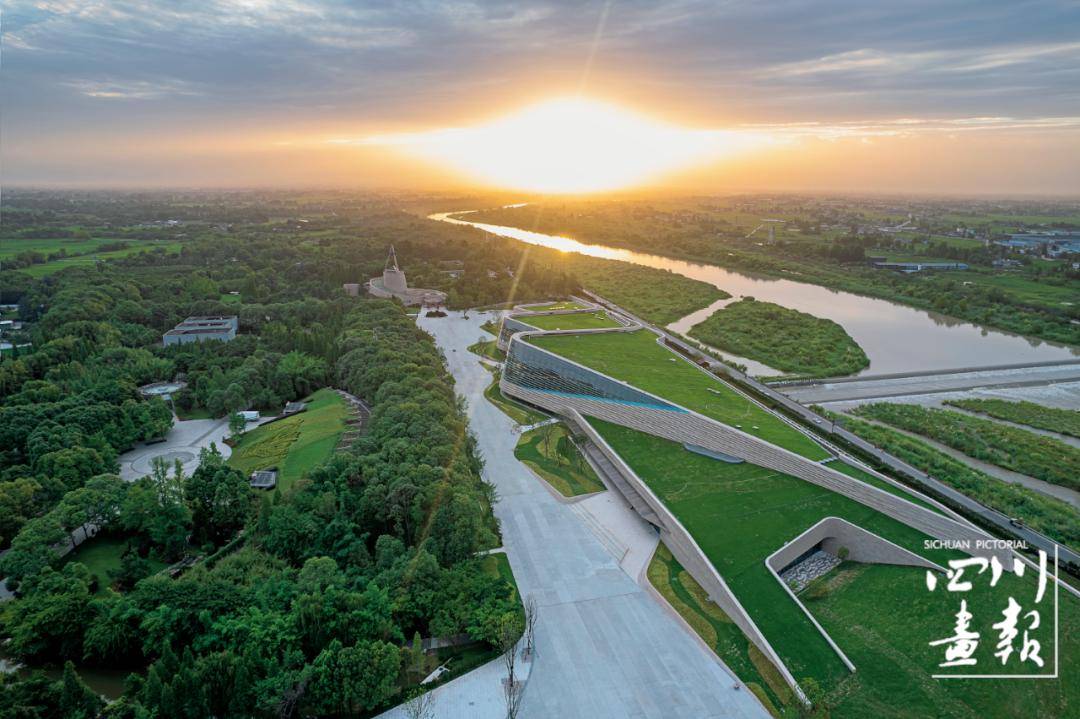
[431,210,1079,377]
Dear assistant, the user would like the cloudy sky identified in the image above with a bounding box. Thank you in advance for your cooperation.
[4,0,1080,193]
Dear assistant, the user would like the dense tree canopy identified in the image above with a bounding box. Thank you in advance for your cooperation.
[1,200,527,716]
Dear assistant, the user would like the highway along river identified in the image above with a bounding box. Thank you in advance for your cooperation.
[431,209,1079,376]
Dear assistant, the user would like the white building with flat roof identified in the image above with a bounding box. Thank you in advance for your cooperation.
[162,315,238,346]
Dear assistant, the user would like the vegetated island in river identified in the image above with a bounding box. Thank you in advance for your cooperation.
[688,297,870,378]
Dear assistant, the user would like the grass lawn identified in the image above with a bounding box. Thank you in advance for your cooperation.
[62,535,167,593]
[467,339,506,361]
[688,298,869,379]
[480,551,518,600]
[0,236,127,259]
[226,388,348,492]
[647,543,795,716]
[595,419,1078,716]
[175,406,215,421]
[524,300,588,311]
[802,562,1078,718]
[514,424,606,496]
[482,368,550,426]
[591,419,943,687]
[529,329,828,460]
[518,310,622,331]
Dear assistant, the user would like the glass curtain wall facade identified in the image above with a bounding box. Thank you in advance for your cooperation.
[505,339,684,412]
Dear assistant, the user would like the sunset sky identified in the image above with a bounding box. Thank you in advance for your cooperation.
[4,1,1079,194]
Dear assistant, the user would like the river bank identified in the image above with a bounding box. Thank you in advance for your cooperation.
[433,210,1079,377]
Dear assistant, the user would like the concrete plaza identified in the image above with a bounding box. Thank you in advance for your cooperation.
[410,311,767,719]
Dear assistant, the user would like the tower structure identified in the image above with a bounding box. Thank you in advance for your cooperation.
[382,245,408,294]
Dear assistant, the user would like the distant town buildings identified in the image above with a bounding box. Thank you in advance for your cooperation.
[162,315,238,346]
[996,232,1080,257]
[867,259,969,273]
[365,246,447,306]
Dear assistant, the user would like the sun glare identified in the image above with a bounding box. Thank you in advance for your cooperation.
[366,98,774,193]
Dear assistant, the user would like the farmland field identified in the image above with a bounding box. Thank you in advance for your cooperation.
[10,240,184,277]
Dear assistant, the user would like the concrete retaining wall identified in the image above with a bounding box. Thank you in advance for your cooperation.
[771,517,944,573]
[496,299,637,351]
[567,408,807,702]
[763,517,946,673]
[502,341,1011,566]
[498,320,1013,702]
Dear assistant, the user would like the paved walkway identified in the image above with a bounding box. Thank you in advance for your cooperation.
[119,416,233,481]
[413,311,767,719]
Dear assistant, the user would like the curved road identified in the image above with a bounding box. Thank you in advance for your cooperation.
[417,311,768,719]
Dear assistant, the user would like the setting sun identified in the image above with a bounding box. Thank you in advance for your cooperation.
[366,98,774,193]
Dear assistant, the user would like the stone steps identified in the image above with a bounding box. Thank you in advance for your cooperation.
[580,441,662,527]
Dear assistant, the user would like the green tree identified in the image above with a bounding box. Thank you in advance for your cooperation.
[121,459,191,560]
[307,639,400,715]
[84,594,143,662]
[0,513,66,588]
[5,565,95,661]
[59,661,104,719]
[228,412,247,438]
[185,445,251,544]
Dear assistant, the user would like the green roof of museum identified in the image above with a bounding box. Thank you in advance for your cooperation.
[528,328,830,460]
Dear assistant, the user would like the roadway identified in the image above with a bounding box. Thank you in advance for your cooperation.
[780,363,1080,404]
[583,291,1080,570]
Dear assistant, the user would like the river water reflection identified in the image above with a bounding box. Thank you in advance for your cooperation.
[432,210,1078,376]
